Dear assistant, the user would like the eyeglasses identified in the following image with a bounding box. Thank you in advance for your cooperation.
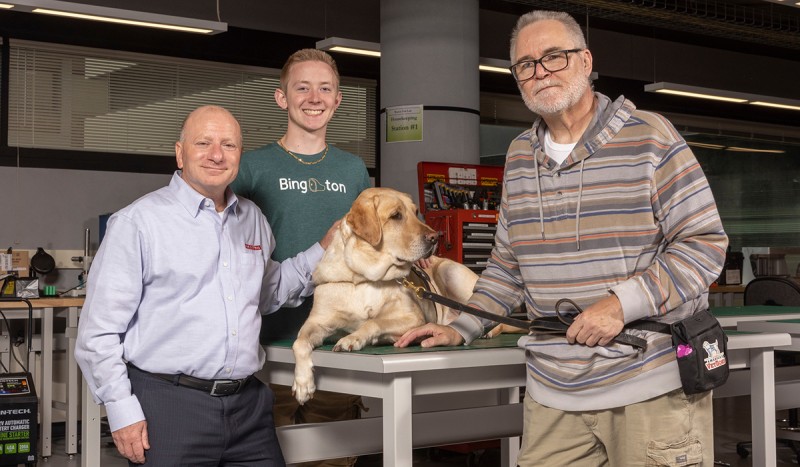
[509,49,583,83]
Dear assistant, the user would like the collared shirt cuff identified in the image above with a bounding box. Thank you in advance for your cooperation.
[450,312,485,345]
[610,279,651,323]
[306,243,325,266]
[104,394,145,432]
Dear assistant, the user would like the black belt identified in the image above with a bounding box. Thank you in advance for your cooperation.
[130,364,252,397]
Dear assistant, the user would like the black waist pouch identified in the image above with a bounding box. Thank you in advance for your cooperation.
[630,309,729,395]
[670,309,730,394]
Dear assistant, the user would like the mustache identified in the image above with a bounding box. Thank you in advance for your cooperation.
[533,79,556,93]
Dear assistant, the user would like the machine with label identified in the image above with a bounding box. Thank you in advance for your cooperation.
[0,374,37,466]
[0,299,38,467]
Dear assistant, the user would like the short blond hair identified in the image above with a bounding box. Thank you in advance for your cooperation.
[279,49,340,92]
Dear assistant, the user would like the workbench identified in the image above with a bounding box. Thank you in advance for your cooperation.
[718,331,793,467]
[262,332,792,467]
[79,330,792,467]
[738,319,800,352]
[0,297,83,459]
[737,319,800,445]
[712,305,800,328]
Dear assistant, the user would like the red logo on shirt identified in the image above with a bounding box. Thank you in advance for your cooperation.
[244,244,262,251]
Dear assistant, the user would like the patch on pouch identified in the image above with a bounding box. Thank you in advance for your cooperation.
[675,454,687,464]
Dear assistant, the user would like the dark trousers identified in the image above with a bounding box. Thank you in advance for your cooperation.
[128,365,285,467]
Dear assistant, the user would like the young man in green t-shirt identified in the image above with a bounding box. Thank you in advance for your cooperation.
[231,49,370,467]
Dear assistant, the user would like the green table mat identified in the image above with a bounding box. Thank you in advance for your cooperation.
[269,333,522,354]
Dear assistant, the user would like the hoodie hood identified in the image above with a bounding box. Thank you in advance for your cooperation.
[533,93,634,169]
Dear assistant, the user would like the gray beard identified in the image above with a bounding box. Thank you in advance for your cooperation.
[521,76,589,116]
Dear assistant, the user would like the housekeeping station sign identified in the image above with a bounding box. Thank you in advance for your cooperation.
[386,105,422,143]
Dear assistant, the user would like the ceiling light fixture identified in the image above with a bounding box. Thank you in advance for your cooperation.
[2,0,227,34]
[316,37,381,58]
[687,142,725,150]
[725,147,786,154]
[645,82,800,111]
[686,141,785,153]
[315,39,554,77]
[751,101,800,112]
[479,57,512,74]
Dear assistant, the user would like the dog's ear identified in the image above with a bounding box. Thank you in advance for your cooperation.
[346,195,382,246]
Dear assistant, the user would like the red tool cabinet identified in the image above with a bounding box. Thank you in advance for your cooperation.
[417,161,503,273]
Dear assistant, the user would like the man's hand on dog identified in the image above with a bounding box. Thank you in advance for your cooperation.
[565,294,625,347]
[395,323,464,348]
[319,219,342,250]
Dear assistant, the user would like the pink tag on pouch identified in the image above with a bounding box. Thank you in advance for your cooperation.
[676,344,693,358]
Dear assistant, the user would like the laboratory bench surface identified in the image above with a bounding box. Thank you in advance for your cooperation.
[5,299,795,466]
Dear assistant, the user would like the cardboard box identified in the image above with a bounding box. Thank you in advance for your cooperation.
[1,250,29,276]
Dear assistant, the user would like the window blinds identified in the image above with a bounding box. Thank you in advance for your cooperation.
[7,39,376,168]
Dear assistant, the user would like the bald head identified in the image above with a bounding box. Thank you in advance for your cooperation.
[179,105,242,147]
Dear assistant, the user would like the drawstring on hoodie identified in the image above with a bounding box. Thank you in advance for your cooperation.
[534,155,545,241]
[575,159,585,251]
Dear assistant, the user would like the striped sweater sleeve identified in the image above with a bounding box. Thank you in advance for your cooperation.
[612,119,727,322]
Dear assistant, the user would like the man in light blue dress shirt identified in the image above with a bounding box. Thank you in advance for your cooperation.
[76,105,337,466]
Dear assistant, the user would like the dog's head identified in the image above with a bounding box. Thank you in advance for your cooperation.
[338,187,438,281]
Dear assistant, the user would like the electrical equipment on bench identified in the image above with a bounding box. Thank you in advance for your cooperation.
[0,298,38,467]
[417,161,503,273]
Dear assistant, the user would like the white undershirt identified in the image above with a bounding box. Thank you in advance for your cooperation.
[544,129,577,165]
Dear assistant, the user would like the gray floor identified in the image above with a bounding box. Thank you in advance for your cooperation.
[34,396,800,466]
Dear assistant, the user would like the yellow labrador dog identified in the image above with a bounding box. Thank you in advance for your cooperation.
[292,187,478,404]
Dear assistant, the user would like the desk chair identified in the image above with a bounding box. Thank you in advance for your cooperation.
[736,276,800,461]
[744,276,800,307]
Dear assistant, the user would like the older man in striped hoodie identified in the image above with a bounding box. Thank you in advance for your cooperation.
[396,9,727,466]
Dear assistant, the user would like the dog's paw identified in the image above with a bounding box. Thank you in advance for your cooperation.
[333,335,366,352]
[292,378,316,405]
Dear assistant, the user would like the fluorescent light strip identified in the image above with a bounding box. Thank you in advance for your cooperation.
[32,8,214,33]
[751,101,800,112]
[645,82,800,111]
[687,142,785,153]
[479,64,511,74]
[725,147,785,154]
[687,142,725,150]
[479,57,512,75]
[317,37,381,57]
[2,0,226,34]
[0,3,15,8]
[317,39,519,76]
[652,88,747,103]
[327,46,381,58]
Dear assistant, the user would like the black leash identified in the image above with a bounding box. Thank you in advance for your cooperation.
[401,269,649,349]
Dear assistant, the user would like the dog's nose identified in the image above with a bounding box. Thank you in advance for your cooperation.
[424,231,438,245]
